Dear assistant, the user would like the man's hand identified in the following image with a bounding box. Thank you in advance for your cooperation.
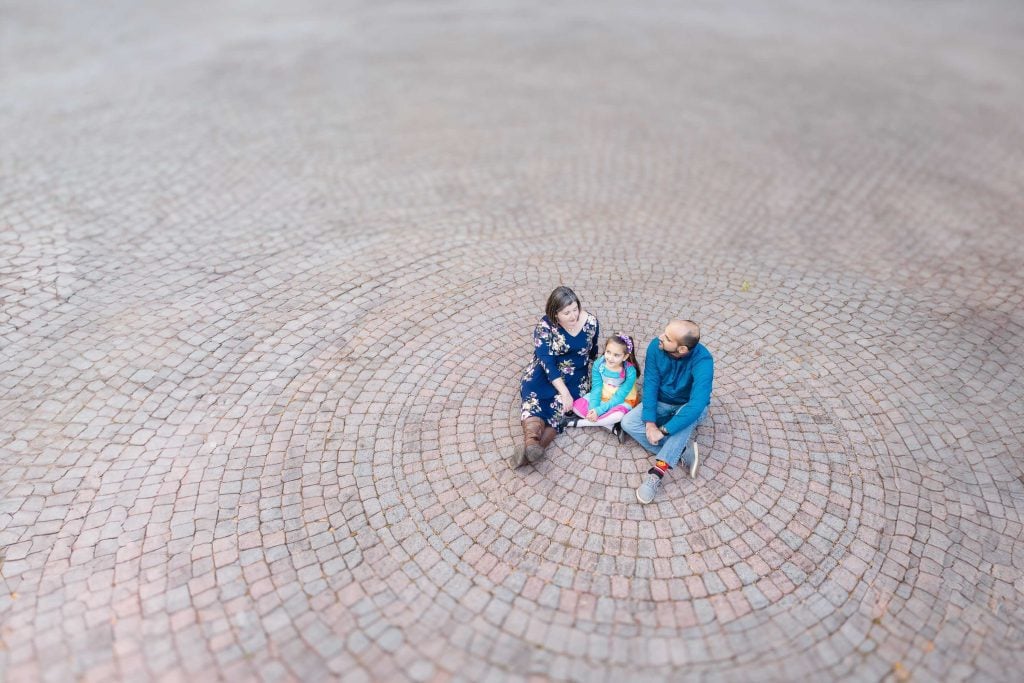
[646,422,664,445]
[586,409,598,421]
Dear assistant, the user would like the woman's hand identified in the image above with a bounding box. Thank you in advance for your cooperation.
[551,378,573,413]
[558,391,574,411]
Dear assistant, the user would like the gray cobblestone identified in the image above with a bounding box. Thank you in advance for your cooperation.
[2,0,1023,681]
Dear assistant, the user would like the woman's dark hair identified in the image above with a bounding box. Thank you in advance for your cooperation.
[545,286,582,326]
[607,334,641,377]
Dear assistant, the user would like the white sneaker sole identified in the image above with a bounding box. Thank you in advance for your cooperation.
[689,443,700,478]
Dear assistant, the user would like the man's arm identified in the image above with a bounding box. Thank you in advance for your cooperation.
[662,355,713,434]
[641,338,661,424]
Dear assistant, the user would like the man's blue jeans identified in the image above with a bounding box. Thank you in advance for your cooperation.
[621,401,708,469]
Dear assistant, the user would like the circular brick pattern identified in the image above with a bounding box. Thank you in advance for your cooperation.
[3,2,1024,682]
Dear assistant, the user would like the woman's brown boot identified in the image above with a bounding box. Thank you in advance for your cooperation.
[510,417,546,468]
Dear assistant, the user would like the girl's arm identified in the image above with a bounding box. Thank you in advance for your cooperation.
[596,364,637,414]
[587,361,603,407]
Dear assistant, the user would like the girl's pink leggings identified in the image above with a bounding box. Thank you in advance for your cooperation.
[572,397,629,426]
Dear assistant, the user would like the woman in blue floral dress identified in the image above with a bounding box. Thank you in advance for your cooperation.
[509,286,600,468]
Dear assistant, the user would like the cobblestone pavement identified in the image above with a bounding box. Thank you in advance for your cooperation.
[2,1,1023,681]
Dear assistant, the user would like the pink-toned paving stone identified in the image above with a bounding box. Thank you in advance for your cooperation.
[2,0,1024,681]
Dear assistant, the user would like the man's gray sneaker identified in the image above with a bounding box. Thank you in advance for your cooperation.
[689,442,700,478]
[636,472,663,504]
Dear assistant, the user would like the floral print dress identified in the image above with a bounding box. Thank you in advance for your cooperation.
[520,313,600,429]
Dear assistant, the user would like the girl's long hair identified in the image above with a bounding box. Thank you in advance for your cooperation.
[608,334,640,377]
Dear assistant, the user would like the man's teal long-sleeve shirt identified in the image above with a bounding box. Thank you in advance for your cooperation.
[641,338,714,434]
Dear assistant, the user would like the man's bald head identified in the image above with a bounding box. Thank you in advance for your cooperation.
[668,320,700,346]
[658,320,701,358]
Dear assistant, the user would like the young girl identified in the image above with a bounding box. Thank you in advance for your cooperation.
[570,333,640,440]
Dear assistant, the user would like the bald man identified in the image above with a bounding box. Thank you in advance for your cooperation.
[622,320,714,504]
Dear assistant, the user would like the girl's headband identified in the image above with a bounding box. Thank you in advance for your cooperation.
[615,334,633,354]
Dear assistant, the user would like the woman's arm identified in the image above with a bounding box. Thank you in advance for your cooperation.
[533,319,561,381]
[551,377,571,400]
[533,319,573,406]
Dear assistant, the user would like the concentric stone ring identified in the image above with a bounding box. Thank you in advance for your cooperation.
[3,1,1023,681]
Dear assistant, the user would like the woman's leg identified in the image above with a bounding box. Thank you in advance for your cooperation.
[539,424,558,448]
[510,416,546,467]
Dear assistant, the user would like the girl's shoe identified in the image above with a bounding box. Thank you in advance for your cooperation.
[612,423,626,444]
[564,416,579,428]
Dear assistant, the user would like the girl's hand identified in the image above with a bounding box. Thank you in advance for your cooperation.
[587,409,598,421]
